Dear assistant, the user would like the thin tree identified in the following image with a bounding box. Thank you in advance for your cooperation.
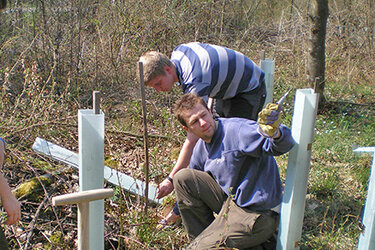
[307,0,329,106]
[0,0,6,9]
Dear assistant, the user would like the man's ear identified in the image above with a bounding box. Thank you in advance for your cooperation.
[182,125,189,132]
[164,65,172,74]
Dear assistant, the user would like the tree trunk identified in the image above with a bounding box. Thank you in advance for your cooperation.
[0,0,7,9]
[307,0,329,107]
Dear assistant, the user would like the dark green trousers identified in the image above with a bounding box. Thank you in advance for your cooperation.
[0,226,9,250]
[174,169,277,249]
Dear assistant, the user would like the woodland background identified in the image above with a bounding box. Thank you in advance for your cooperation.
[0,0,374,249]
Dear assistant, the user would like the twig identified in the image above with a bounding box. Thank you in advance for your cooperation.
[7,115,77,134]
[10,150,66,240]
[9,34,39,74]
[115,234,156,250]
[24,195,49,250]
[41,230,53,244]
[10,225,23,249]
[106,129,171,140]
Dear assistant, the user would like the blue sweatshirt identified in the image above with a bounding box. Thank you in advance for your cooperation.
[189,118,295,210]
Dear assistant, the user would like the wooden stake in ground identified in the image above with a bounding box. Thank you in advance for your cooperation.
[52,188,114,250]
[138,61,150,213]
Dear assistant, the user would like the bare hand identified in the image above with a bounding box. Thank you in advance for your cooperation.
[156,178,174,199]
[186,130,199,143]
[2,194,21,225]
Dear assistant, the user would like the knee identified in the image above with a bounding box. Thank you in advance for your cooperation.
[253,213,277,239]
[174,168,195,188]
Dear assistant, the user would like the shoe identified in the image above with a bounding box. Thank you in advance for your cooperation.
[156,210,181,229]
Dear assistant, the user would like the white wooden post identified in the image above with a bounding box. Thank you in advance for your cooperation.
[78,91,105,250]
[277,89,319,250]
[355,147,375,250]
[52,189,114,250]
[260,58,275,107]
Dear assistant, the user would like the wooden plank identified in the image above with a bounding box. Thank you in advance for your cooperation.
[32,137,162,204]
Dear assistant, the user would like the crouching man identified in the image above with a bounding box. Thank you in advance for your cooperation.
[171,93,295,249]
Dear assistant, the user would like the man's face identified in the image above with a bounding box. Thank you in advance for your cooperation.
[182,104,216,143]
[147,65,174,92]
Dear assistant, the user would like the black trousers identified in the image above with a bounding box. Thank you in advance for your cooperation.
[214,81,267,121]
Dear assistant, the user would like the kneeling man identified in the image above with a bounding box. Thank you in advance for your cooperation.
[171,93,295,249]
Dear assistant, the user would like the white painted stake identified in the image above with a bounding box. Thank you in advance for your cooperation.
[260,58,275,107]
[78,107,105,250]
[277,89,319,250]
[355,147,375,250]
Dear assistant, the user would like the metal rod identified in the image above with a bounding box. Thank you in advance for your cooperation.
[260,50,266,61]
[93,91,100,114]
[260,58,275,107]
[138,61,150,213]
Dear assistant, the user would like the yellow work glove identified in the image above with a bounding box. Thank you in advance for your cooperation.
[257,103,282,138]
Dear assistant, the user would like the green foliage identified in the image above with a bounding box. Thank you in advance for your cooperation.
[44,231,66,249]
[13,175,54,201]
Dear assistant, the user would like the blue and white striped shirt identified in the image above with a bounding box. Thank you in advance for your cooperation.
[171,42,265,100]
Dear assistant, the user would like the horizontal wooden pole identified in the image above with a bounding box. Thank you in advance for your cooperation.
[52,188,114,206]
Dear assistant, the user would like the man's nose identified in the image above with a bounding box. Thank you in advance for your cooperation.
[199,119,207,127]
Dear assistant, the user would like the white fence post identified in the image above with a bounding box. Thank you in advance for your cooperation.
[277,89,319,250]
[355,147,375,250]
[78,93,105,249]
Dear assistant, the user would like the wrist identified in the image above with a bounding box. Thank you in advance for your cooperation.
[273,128,281,139]
[167,176,173,184]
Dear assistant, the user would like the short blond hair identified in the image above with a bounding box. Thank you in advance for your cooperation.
[138,51,172,85]
[173,93,208,127]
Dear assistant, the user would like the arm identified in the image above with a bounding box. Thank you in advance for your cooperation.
[156,131,199,199]
[0,139,21,225]
[265,124,295,155]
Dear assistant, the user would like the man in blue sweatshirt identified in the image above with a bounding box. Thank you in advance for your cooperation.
[171,93,295,249]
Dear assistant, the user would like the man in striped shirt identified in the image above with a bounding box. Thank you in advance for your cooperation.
[139,42,267,225]
[141,42,266,119]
